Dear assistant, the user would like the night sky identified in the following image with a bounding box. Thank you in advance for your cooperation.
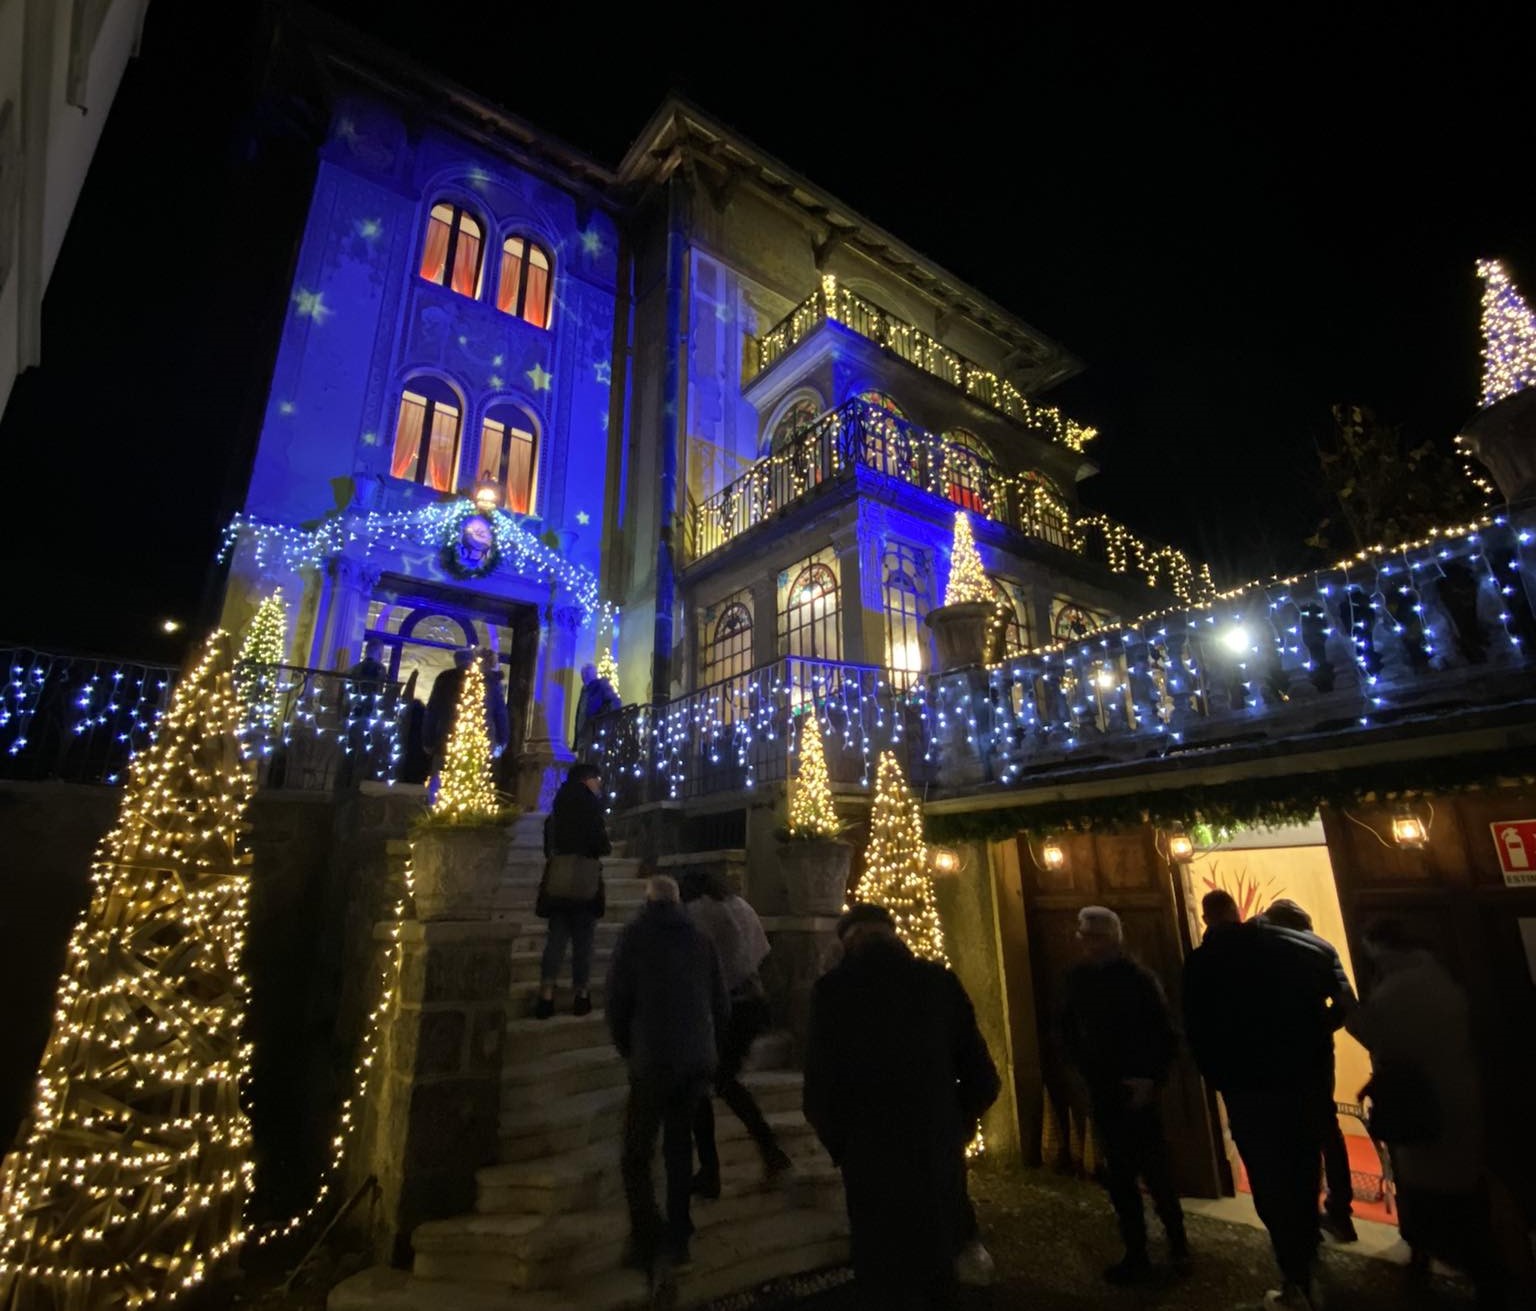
[4,2,1532,660]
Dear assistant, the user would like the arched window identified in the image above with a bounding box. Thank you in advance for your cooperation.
[702,595,754,688]
[853,390,910,479]
[767,395,822,452]
[1020,470,1071,549]
[1052,601,1104,643]
[779,559,841,662]
[855,390,905,419]
[477,404,538,514]
[991,578,1032,658]
[943,430,994,514]
[497,236,553,328]
[883,544,928,688]
[390,379,462,492]
[419,202,484,299]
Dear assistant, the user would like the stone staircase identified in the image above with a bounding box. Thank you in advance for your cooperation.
[330,813,849,1309]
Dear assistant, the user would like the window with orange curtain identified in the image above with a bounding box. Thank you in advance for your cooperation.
[943,430,993,514]
[496,236,554,328]
[419,202,483,299]
[389,384,461,491]
[477,410,538,513]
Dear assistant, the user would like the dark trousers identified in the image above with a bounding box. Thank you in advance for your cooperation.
[1226,1088,1326,1290]
[694,996,778,1174]
[540,909,595,990]
[622,1072,707,1256]
[1320,1106,1354,1219]
[1092,1093,1187,1259]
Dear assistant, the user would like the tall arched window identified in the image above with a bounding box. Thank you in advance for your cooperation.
[991,578,1032,658]
[767,395,822,452]
[477,404,538,514]
[702,596,754,687]
[855,390,905,419]
[854,390,909,479]
[943,430,994,515]
[497,236,553,328]
[390,379,462,492]
[419,202,485,299]
[1020,470,1071,549]
[883,544,928,688]
[779,559,841,662]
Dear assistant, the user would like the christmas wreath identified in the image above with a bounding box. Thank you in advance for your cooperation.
[440,506,501,579]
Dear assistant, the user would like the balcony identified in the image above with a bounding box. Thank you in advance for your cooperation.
[582,507,1536,812]
[690,397,1209,601]
[746,275,1096,453]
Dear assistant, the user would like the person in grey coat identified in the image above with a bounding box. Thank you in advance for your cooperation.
[607,876,730,1281]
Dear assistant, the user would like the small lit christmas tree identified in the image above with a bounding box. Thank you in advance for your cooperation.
[943,511,991,606]
[596,648,620,700]
[788,710,840,839]
[853,750,947,965]
[1477,258,1536,407]
[0,633,253,1308]
[236,588,286,735]
[432,657,499,822]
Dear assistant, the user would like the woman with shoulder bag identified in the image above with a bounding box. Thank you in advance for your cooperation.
[536,763,610,1019]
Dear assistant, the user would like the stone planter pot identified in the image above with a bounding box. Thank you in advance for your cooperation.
[926,601,996,672]
[411,825,507,921]
[779,839,853,917]
[1459,387,1536,502]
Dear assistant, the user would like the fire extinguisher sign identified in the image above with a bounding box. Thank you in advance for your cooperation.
[1491,821,1536,886]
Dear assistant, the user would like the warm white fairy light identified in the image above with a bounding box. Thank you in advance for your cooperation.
[432,658,500,822]
[1477,258,1536,408]
[944,511,992,607]
[0,633,253,1308]
[235,588,286,734]
[853,751,947,966]
[787,710,840,838]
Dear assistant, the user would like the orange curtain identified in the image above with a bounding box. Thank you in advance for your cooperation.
[523,259,550,327]
[505,430,535,513]
[498,242,524,315]
[450,224,481,297]
[419,216,450,284]
[392,394,426,480]
[425,405,460,491]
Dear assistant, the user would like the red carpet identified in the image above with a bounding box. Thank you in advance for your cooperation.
[1236,1133,1396,1228]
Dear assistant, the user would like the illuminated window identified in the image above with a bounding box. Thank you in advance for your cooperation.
[419,202,484,299]
[943,430,994,514]
[991,578,1033,657]
[883,545,928,687]
[768,395,822,451]
[497,236,554,328]
[477,406,538,513]
[854,390,910,479]
[1020,471,1071,550]
[390,379,462,492]
[702,594,754,688]
[855,390,905,419]
[1052,600,1109,643]
[780,558,841,662]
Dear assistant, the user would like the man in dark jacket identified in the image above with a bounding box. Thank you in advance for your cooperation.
[572,661,621,751]
[423,648,474,779]
[1261,897,1359,1244]
[607,875,730,1285]
[804,904,1000,1310]
[535,764,611,1018]
[1184,890,1349,1310]
[1060,906,1189,1283]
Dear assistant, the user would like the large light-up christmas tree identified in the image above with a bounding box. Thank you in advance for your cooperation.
[1477,258,1536,407]
[788,711,841,839]
[432,657,499,822]
[0,633,253,1310]
[943,510,991,607]
[853,750,947,965]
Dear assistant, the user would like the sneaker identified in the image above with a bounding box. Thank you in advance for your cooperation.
[1103,1254,1153,1285]
[1319,1212,1357,1243]
[690,1168,720,1200]
[572,992,593,1017]
[955,1238,996,1287]
[1250,1284,1320,1310]
[533,996,555,1020]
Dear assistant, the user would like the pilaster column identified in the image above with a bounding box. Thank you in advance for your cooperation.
[749,573,780,669]
[515,603,581,810]
[312,554,381,671]
[831,521,885,666]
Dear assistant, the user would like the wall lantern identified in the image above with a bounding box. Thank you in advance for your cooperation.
[1040,838,1067,871]
[1093,668,1117,692]
[931,846,962,876]
[473,480,500,514]
[1391,807,1428,850]
[1166,826,1195,862]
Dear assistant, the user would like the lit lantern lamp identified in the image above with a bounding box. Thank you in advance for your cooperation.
[1040,837,1066,871]
[1392,808,1428,850]
[473,480,500,514]
[1093,667,1117,692]
[931,846,961,876]
[1166,826,1195,862]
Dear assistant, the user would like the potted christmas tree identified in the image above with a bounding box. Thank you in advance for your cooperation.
[925,510,997,671]
[411,657,516,920]
[777,710,852,916]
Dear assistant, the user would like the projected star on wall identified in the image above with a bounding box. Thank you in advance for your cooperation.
[360,431,380,446]
[576,511,591,525]
[580,228,605,257]
[356,218,383,240]
[293,289,333,323]
[593,360,612,385]
[527,363,553,391]
[489,375,504,389]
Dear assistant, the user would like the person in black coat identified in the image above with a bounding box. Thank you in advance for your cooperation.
[1060,906,1189,1284]
[423,648,474,789]
[572,661,621,751]
[1184,890,1349,1310]
[535,763,610,1018]
[606,875,730,1278]
[804,903,1000,1310]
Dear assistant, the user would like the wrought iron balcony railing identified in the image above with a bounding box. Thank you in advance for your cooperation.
[746,275,1096,453]
[691,397,1210,601]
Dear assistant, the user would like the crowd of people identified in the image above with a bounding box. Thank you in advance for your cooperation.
[529,747,1507,1310]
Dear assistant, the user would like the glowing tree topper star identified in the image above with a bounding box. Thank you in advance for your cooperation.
[944,511,992,607]
[432,658,500,822]
[0,632,253,1309]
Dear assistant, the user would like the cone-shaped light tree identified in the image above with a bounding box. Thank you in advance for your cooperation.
[0,633,253,1309]
[943,511,991,606]
[236,588,286,735]
[1478,258,1536,407]
[432,657,499,822]
[852,750,947,965]
[788,710,840,839]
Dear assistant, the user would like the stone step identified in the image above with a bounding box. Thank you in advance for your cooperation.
[475,1113,825,1220]
[497,876,650,901]
[329,1210,849,1310]
[503,1011,610,1061]
[509,921,627,955]
[495,893,647,921]
[509,947,615,985]
[507,980,609,1019]
[501,1046,629,1111]
[497,1071,804,1163]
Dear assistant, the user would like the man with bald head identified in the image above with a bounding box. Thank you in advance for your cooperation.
[1060,905,1188,1284]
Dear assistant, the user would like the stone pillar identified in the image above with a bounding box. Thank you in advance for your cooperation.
[749,573,779,669]
[312,555,381,671]
[369,917,518,1264]
[760,916,840,1063]
[515,602,581,810]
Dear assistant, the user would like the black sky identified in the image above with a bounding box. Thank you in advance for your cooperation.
[4,2,1533,660]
